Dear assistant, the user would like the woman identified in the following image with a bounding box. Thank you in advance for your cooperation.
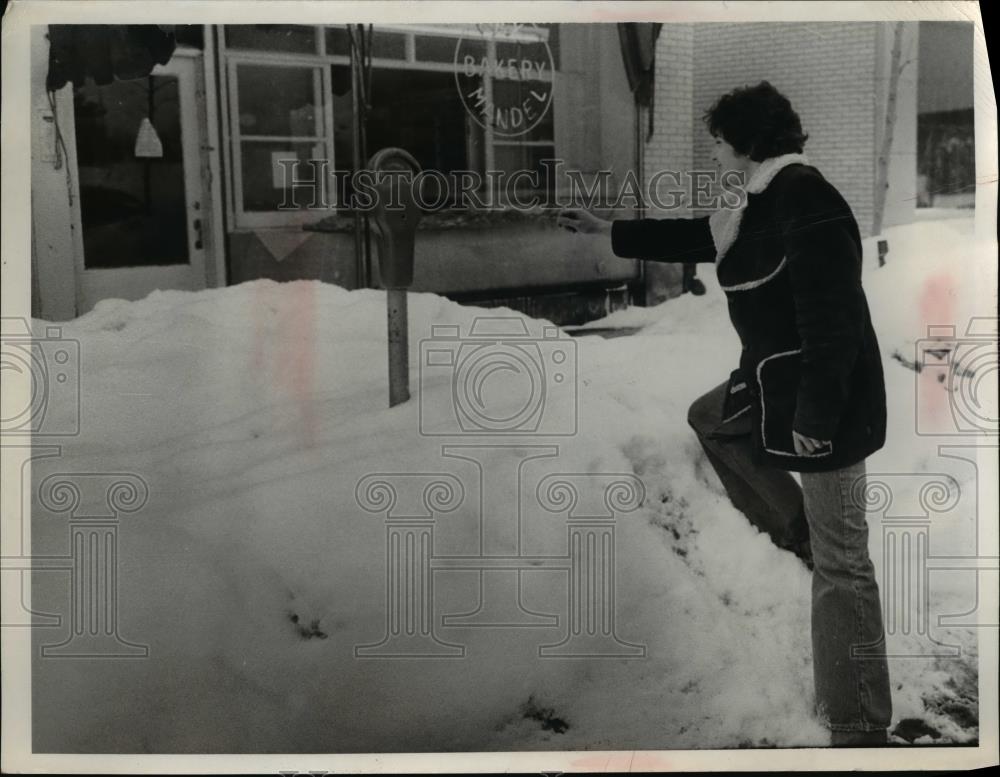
[558,81,892,747]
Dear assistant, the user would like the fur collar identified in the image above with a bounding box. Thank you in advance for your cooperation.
[708,153,809,263]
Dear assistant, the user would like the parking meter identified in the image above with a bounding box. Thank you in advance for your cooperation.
[367,147,422,407]
[368,147,422,289]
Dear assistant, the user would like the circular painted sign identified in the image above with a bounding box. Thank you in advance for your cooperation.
[454,24,555,139]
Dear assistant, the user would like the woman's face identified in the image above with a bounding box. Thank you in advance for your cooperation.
[711,135,752,177]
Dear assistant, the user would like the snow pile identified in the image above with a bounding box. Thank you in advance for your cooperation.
[29,217,986,752]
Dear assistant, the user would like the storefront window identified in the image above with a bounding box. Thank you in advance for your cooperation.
[413,35,460,64]
[225,25,317,54]
[917,110,975,209]
[236,65,320,137]
[916,21,975,209]
[230,62,329,216]
[370,30,408,60]
[222,24,559,226]
[369,69,478,168]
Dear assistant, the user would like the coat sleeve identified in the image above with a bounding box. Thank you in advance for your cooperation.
[776,170,866,441]
[611,216,716,263]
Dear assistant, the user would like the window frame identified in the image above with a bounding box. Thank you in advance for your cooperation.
[219,24,557,229]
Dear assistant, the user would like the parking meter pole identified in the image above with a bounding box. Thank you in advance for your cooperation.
[387,289,409,407]
[367,147,422,409]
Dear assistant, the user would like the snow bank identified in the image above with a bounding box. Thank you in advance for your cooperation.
[29,216,985,752]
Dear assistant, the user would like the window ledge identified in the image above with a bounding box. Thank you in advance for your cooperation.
[302,208,562,234]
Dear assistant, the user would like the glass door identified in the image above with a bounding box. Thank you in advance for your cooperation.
[73,54,207,312]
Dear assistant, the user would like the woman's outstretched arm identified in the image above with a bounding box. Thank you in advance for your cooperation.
[557,208,716,264]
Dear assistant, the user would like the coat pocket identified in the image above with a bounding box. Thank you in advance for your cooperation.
[756,349,834,459]
[721,368,752,425]
[706,369,753,439]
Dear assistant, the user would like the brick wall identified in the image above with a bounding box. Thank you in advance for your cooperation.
[691,23,879,236]
[646,24,695,217]
[642,24,696,302]
[645,23,883,238]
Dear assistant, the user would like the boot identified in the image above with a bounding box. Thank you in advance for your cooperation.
[831,728,888,747]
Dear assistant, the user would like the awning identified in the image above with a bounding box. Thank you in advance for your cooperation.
[46,25,178,91]
[618,23,662,139]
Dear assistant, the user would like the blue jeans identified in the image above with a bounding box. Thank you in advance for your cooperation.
[689,382,892,732]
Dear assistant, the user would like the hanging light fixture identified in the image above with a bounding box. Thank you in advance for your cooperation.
[135,74,163,159]
[134,116,163,158]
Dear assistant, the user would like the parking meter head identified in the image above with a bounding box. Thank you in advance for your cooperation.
[368,147,421,175]
[368,148,422,289]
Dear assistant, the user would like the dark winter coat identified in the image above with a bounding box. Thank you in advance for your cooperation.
[611,155,887,473]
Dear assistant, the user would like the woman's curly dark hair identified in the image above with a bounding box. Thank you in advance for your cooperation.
[704,81,809,162]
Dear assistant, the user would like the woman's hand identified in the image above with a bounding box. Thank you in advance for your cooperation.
[793,430,831,456]
[557,208,612,235]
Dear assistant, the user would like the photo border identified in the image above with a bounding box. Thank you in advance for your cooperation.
[2,1,996,773]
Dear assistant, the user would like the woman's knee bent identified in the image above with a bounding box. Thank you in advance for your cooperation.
[687,382,728,436]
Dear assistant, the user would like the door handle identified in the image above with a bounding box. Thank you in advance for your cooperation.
[193,218,203,250]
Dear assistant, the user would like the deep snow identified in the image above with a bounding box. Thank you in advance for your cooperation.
[28,216,989,752]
